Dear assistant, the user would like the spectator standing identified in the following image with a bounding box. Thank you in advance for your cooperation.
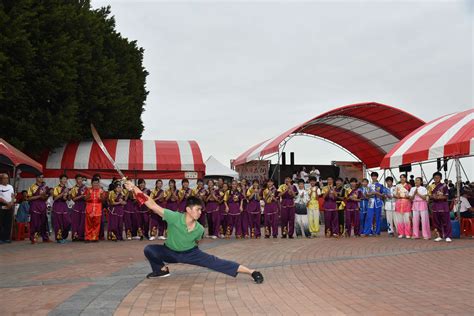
[0,173,15,243]
[294,179,310,238]
[299,167,309,183]
[309,167,320,182]
[15,190,30,224]
[409,175,415,187]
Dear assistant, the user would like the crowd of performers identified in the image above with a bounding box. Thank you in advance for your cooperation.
[20,169,463,244]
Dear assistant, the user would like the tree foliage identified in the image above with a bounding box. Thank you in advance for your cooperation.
[0,0,148,157]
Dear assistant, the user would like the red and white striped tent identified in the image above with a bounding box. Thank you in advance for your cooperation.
[234,102,425,168]
[19,139,205,190]
[380,109,473,168]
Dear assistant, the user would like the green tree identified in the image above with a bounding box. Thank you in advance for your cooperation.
[0,0,148,157]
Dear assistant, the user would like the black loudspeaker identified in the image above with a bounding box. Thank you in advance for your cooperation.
[444,158,448,171]
[437,158,441,170]
[282,152,286,165]
[290,152,295,165]
[399,164,412,172]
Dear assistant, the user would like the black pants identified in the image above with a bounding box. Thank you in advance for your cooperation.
[0,208,14,241]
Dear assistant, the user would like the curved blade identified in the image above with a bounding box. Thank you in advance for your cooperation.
[90,123,125,179]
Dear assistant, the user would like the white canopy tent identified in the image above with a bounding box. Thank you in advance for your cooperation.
[205,156,238,179]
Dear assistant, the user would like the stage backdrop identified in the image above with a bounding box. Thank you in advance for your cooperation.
[235,160,270,182]
[333,161,364,181]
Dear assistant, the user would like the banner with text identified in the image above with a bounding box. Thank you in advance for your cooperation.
[235,160,270,182]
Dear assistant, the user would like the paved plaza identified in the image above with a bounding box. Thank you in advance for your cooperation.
[1,235,473,316]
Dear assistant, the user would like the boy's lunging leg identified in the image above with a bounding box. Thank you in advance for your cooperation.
[182,248,264,283]
[144,244,178,274]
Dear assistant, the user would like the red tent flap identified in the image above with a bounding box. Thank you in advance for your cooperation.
[0,138,43,174]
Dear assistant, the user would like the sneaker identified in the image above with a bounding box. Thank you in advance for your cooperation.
[146,268,170,279]
[132,236,141,240]
[157,236,166,240]
[434,237,442,242]
[126,237,132,240]
[445,237,452,243]
[398,235,404,239]
[405,236,411,239]
[149,236,156,241]
[251,271,264,284]
[210,235,218,239]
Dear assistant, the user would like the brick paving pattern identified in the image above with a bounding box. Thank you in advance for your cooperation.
[1,236,473,315]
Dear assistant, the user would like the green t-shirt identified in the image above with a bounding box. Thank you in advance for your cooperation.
[163,209,204,251]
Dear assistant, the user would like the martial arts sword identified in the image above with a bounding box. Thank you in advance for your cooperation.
[90,123,126,180]
[90,124,148,205]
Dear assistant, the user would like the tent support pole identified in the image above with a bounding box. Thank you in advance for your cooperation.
[444,158,448,179]
[9,166,16,241]
[455,157,462,218]
[388,168,396,180]
[277,148,281,185]
[269,146,281,183]
[458,159,470,182]
[270,140,289,185]
[419,163,428,184]
[446,159,454,180]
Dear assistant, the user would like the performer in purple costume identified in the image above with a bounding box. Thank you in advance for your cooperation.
[51,174,71,243]
[322,176,339,237]
[165,179,179,212]
[137,179,151,240]
[27,174,51,243]
[429,172,452,242]
[225,181,244,238]
[278,177,297,238]
[263,179,279,238]
[150,179,167,240]
[192,179,207,227]
[218,183,230,238]
[204,179,221,239]
[69,174,86,241]
[107,182,126,241]
[124,186,139,240]
[344,178,363,237]
[246,180,262,238]
[178,179,192,213]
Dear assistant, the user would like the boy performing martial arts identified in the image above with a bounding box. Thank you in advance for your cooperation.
[124,181,264,283]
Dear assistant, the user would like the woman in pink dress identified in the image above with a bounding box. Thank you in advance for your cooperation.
[395,174,412,239]
[409,177,431,240]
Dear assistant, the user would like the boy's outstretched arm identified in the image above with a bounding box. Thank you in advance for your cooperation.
[124,181,165,218]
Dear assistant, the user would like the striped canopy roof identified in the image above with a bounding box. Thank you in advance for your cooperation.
[234,102,425,168]
[380,109,473,168]
[43,139,205,172]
